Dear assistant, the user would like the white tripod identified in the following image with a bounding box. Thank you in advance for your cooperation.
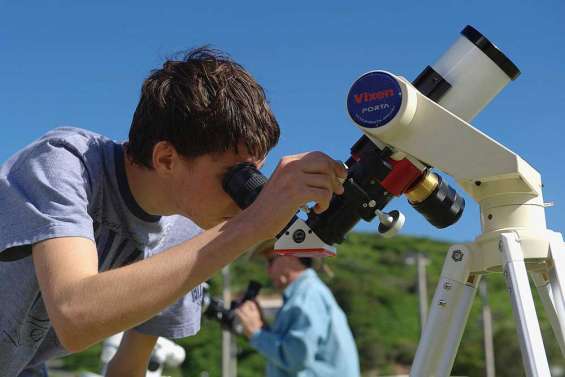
[344,26,565,376]
[410,224,565,377]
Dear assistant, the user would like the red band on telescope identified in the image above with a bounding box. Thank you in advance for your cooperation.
[274,248,336,257]
[380,159,423,196]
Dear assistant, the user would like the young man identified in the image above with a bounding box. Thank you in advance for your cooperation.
[235,242,360,377]
[0,47,347,377]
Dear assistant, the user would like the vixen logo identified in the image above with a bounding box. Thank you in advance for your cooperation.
[353,89,395,104]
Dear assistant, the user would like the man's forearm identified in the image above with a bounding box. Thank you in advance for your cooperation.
[104,330,157,377]
[44,215,258,351]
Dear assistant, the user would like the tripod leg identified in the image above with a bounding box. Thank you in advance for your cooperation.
[539,231,565,357]
[500,232,551,377]
[530,270,565,357]
[410,244,479,377]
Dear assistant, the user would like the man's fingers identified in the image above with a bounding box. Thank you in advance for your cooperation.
[298,163,347,213]
[302,173,342,196]
[334,160,348,181]
[304,187,334,214]
[299,152,341,175]
[238,300,259,314]
[278,151,347,197]
[302,156,347,192]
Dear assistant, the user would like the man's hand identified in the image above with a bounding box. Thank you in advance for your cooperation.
[235,300,264,338]
[239,151,347,241]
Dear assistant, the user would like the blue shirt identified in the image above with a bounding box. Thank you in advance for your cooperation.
[250,269,360,377]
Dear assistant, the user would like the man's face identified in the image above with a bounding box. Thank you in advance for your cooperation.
[170,147,264,229]
[266,253,293,290]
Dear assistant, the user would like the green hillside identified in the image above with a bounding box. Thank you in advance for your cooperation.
[61,232,564,377]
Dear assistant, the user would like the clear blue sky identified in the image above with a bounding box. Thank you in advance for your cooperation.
[1,1,564,244]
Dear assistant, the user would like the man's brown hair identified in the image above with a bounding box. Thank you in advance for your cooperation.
[127,46,280,167]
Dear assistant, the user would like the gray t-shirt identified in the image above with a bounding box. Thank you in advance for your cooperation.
[0,127,204,376]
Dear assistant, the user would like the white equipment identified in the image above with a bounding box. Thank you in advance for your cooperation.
[346,25,564,377]
[80,332,186,377]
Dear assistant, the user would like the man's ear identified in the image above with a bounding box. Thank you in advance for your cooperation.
[152,141,178,175]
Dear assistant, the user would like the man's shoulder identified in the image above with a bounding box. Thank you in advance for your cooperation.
[292,271,335,304]
[2,127,113,172]
[1,127,119,199]
[39,126,112,153]
[300,270,325,290]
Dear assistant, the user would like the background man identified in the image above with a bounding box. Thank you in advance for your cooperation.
[236,241,360,377]
[0,47,346,376]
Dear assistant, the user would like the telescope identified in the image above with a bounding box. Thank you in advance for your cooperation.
[226,26,516,255]
[224,25,565,376]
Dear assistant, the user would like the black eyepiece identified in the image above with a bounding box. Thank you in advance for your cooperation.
[222,163,267,209]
